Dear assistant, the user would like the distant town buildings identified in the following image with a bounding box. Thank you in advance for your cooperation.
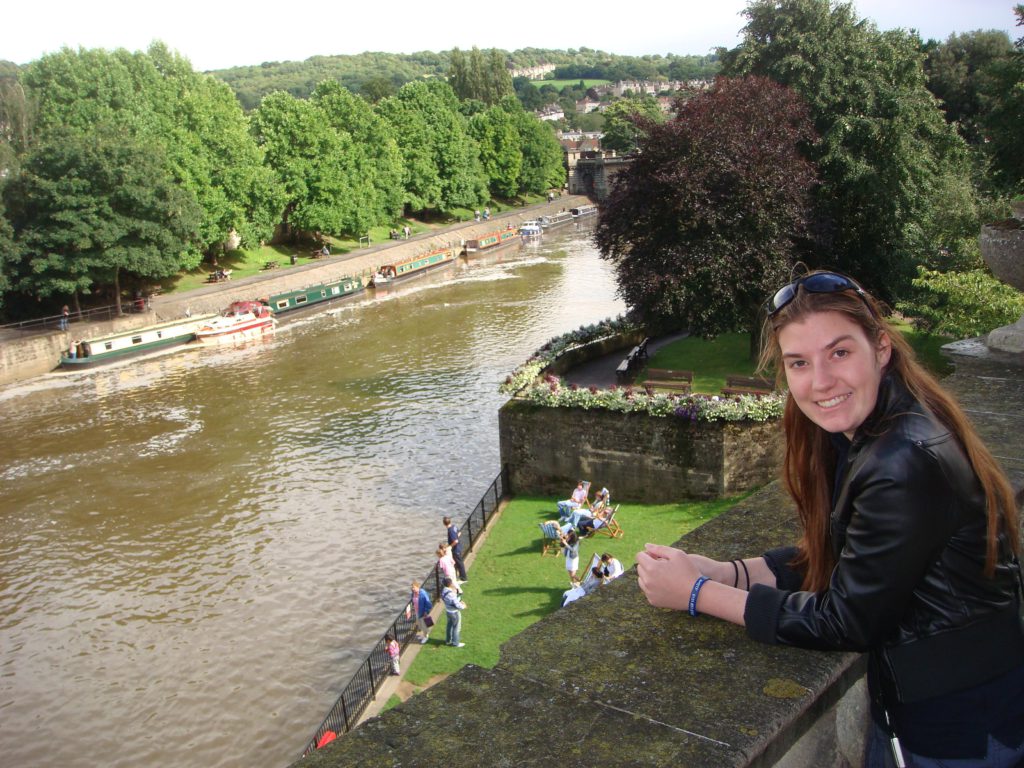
[508,63,557,80]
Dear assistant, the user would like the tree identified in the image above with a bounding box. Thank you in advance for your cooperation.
[924,29,1014,145]
[469,103,522,198]
[312,81,404,228]
[516,110,565,194]
[721,0,978,302]
[595,76,818,341]
[4,130,201,314]
[249,91,361,238]
[600,96,665,153]
[979,5,1024,193]
[0,195,18,311]
[896,266,1024,338]
[448,47,514,105]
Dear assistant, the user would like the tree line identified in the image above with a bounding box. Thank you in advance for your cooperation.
[596,0,1024,343]
[0,43,565,319]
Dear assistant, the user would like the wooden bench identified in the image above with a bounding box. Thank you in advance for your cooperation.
[615,337,650,381]
[262,260,279,271]
[722,374,774,397]
[644,368,693,394]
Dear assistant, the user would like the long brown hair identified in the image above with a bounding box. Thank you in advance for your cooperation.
[759,275,1019,591]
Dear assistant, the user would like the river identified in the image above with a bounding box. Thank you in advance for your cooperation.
[0,223,625,768]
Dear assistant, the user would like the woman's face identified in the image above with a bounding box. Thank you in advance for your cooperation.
[777,310,891,440]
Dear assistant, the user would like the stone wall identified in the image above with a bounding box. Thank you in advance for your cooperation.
[499,398,783,502]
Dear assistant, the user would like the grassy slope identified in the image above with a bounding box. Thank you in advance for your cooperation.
[400,493,742,691]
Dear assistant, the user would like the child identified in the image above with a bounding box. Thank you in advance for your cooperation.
[385,633,400,676]
[562,529,580,585]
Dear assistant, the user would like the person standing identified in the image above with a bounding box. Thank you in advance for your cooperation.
[59,305,69,331]
[444,516,467,581]
[441,577,466,648]
[562,529,581,585]
[405,580,432,644]
[385,633,401,675]
[637,271,1024,767]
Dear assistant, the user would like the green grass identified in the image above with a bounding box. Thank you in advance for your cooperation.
[400,493,742,689]
[890,319,955,377]
[541,78,611,90]
[641,332,759,393]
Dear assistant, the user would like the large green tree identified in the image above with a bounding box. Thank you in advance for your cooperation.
[4,130,201,314]
[250,91,362,238]
[376,81,487,212]
[600,96,665,153]
[311,81,404,227]
[595,76,818,339]
[22,44,283,254]
[448,47,514,105]
[721,0,978,301]
[978,4,1024,193]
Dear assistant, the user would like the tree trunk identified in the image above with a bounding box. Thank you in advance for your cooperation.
[72,292,82,318]
[113,268,123,315]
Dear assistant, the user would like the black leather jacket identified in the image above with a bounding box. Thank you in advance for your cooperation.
[745,374,1024,704]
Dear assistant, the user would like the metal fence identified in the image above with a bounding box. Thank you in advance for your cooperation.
[1,300,152,334]
[300,464,510,757]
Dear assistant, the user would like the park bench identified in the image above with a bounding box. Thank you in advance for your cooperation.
[722,374,774,397]
[262,260,280,271]
[644,368,693,394]
[615,337,650,381]
[206,269,231,283]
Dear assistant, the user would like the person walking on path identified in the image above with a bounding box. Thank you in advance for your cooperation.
[441,577,466,647]
[405,580,432,644]
[444,516,468,581]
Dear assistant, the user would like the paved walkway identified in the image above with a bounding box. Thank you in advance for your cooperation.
[561,331,688,389]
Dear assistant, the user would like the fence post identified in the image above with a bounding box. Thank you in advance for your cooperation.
[466,516,474,550]
[366,657,376,697]
[341,697,350,732]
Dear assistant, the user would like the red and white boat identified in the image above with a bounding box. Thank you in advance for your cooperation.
[195,301,276,341]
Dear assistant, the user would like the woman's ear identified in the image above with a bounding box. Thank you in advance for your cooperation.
[877,331,893,368]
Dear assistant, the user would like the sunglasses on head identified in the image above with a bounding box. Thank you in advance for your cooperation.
[767,272,875,317]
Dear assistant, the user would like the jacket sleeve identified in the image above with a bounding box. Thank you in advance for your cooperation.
[745,437,961,650]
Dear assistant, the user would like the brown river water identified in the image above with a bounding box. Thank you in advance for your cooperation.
[0,223,624,768]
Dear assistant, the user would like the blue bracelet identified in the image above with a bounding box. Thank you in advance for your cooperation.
[688,576,710,617]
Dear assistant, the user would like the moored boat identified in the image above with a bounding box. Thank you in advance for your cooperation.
[538,210,575,230]
[519,220,542,238]
[57,314,216,370]
[464,227,520,254]
[195,301,276,341]
[262,275,366,315]
[370,246,456,287]
[570,204,598,219]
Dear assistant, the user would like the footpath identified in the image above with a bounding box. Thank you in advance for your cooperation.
[0,196,593,387]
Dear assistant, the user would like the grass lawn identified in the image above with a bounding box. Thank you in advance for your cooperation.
[639,323,954,395]
[541,78,611,90]
[396,492,743,698]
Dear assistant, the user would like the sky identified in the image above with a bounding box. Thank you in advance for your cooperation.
[3,0,1020,72]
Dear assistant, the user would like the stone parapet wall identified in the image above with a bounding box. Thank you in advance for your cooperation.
[499,398,784,502]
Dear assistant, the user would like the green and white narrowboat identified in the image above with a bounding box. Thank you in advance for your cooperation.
[57,314,216,370]
[464,228,520,254]
[570,204,598,219]
[370,246,456,287]
[262,275,366,315]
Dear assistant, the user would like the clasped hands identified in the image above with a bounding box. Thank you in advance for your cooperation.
[636,543,724,611]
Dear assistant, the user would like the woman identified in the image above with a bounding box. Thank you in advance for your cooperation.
[436,542,462,594]
[562,529,581,585]
[637,271,1024,767]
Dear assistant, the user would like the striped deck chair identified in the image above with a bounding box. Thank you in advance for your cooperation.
[594,505,624,538]
[539,520,563,556]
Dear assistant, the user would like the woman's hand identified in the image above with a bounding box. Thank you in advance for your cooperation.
[636,543,702,611]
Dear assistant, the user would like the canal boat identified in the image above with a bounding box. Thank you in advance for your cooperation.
[538,211,575,230]
[570,204,598,219]
[464,228,520,254]
[261,275,366,315]
[195,301,276,341]
[57,314,216,370]
[519,220,542,238]
[370,246,456,287]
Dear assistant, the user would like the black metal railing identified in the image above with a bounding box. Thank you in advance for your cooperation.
[300,464,510,757]
[1,300,153,334]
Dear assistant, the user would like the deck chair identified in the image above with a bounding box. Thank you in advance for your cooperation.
[539,520,563,556]
[579,553,604,591]
[594,505,623,538]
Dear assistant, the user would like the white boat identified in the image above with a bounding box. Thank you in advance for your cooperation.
[519,220,542,238]
[570,204,598,219]
[58,314,217,370]
[195,301,276,341]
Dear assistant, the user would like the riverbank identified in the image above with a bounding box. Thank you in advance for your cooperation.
[0,195,593,387]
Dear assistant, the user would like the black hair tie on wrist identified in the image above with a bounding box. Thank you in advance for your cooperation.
[739,559,751,591]
[731,560,739,588]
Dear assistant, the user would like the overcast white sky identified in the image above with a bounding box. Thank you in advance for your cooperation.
[3,0,1020,72]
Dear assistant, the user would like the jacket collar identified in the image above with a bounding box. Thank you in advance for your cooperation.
[850,371,915,447]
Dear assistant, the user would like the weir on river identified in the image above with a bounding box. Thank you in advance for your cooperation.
[0,222,624,768]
